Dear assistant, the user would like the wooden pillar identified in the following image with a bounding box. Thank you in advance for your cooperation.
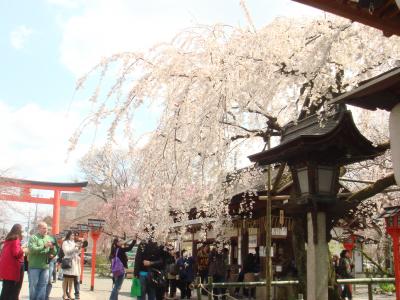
[306,212,328,300]
[390,233,400,300]
[90,230,101,291]
[52,190,61,234]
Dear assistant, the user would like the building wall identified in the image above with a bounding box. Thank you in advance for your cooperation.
[60,188,110,253]
[60,188,103,229]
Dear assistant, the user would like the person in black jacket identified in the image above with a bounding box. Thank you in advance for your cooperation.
[155,245,170,300]
[134,240,163,300]
[109,238,136,300]
[243,253,257,299]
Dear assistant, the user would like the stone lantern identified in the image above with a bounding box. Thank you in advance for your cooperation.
[379,206,400,300]
[249,108,384,300]
[87,218,105,291]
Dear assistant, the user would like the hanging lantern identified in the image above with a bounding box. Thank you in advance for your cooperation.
[390,103,400,184]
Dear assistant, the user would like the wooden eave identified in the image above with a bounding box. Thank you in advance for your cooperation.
[328,67,400,111]
[248,110,385,166]
[292,0,400,36]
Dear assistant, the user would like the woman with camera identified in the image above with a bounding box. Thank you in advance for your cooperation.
[109,237,137,300]
[0,224,28,300]
[61,231,81,300]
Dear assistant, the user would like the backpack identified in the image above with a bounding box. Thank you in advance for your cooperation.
[111,249,125,277]
[209,254,225,277]
[166,262,179,275]
[148,268,167,289]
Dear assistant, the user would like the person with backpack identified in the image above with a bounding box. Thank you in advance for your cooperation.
[196,244,210,296]
[134,239,164,300]
[45,235,59,300]
[165,248,179,299]
[57,246,64,280]
[177,249,195,299]
[338,250,354,300]
[109,237,136,300]
[243,253,257,300]
[208,247,227,300]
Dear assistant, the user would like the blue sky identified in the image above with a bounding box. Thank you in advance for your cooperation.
[0,0,321,225]
[0,0,73,108]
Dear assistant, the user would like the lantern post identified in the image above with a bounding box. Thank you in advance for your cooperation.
[77,223,89,284]
[249,108,384,300]
[380,206,400,300]
[87,218,105,291]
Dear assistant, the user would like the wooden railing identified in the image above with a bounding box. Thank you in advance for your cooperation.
[192,276,395,300]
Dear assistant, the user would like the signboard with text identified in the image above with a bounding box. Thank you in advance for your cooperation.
[271,227,288,239]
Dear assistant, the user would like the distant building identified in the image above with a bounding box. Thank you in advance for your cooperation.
[60,188,109,253]
[60,188,103,229]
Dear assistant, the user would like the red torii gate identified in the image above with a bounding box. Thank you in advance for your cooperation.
[0,177,88,234]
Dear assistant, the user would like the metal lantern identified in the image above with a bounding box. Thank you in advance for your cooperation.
[291,163,339,204]
[249,108,384,205]
[70,226,79,234]
[77,223,89,233]
[88,218,105,229]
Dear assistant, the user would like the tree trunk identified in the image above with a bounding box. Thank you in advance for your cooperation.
[292,216,307,298]
[346,173,395,205]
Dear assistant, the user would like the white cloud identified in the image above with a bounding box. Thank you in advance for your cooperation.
[59,0,193,77]
[58,0,322,78]
[47,0,82,8]
[0,100,90,182]
[10,25,33,50]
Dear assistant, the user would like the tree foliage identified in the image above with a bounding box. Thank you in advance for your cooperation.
[73,16,400,239]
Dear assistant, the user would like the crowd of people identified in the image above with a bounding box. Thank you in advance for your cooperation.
[0,221,355,300]
[127,240,231,300]
[107,233,241,300]
[0,222,86,300]
[0,222,263,300]
[115,240,262,300]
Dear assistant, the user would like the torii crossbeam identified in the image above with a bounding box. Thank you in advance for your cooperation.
[0,177,88,234]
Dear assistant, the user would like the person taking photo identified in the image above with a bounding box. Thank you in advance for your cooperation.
[28,222,57,300]
[109,237,136,300]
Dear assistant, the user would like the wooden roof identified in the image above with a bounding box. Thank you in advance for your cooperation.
[292,0,400,36]
[328,67,400,111]
[248,109,385,166]
[0,176,88,190]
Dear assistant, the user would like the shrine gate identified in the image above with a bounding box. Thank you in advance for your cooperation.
[0,177,87,234]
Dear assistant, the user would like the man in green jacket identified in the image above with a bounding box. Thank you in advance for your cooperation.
[28,222,57,300]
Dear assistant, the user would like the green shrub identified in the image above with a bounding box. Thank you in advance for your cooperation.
[379,282,395,293]
[95,254,111,278]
